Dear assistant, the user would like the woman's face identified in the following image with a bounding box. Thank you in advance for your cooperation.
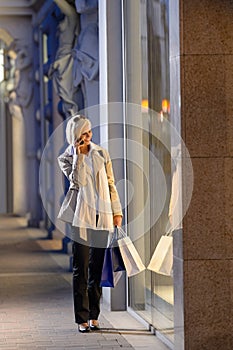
[81,129,92,145]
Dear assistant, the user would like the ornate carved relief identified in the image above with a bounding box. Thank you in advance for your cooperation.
[0,28,14,47]
[6,39,33,111]
[73,0,99,108]
[48,0,80,117]
[48,0,99,116]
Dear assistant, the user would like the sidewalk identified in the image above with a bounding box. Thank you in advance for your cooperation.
[0,215,168,350]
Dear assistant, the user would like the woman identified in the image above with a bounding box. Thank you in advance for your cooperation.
[57,115,122,333]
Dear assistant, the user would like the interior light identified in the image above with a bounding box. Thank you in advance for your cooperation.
[162,99,170,114]
[141,99,148,108]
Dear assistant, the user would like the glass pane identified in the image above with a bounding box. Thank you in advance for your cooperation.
[125,0,174,345]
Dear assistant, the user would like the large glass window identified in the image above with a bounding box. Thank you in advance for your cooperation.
[124,0,173,346]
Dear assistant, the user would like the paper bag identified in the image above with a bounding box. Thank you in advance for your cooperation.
[147,235,173,276]
[118,236,146,277]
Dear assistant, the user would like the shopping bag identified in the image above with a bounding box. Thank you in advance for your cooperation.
[100,231,126,287]
[104,227,126,272]
[100,248,114,287]
[112,246,125,272]
[117,228,146,277]
[147,235,173,276]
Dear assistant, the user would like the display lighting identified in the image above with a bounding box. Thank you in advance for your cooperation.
[141,99,148,108]
[162,99,170,114]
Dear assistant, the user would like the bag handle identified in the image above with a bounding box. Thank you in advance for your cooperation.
[108,226,126,246]
[164,220,173,237]
[165,231,173,237]
[115,226,126,239]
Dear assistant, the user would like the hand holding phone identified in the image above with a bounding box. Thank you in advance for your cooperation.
[74,137,85,154]
[78,139,84,146]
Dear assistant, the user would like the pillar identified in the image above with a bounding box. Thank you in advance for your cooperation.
[170,0,233,349]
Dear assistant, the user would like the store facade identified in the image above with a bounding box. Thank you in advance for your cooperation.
[0,0,182,348]
[0,1,232,349]
[98,0,179,348]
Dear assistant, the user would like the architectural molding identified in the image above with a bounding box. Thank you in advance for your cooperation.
[0,0,51,17]
[0,28,14,46]
[0,0,44,7]
[0,8,33,15]
[0,0,34,15]
[0,0,31,7]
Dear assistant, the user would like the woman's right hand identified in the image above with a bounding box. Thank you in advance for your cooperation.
[74,138,84,154]
[113,215,122,227]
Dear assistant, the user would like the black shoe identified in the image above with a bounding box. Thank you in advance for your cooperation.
[90,320,100,330]
[78,323,90,333]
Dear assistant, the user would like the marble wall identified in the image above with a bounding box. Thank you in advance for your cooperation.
[170,0,233,349]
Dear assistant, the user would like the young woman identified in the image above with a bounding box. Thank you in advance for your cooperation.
[57,115,122,332]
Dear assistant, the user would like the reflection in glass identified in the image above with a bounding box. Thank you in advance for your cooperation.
[126,0,174,346]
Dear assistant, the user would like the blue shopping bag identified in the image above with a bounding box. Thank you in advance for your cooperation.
[112,246,125,272]
[100,228,126,287]
[100,248,114,287]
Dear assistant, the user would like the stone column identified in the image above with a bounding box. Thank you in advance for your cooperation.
[170,0,233,349]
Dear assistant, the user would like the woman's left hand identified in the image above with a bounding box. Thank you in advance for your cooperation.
[113,215,122,227]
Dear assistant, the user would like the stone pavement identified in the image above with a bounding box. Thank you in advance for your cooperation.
[0,215,169,350]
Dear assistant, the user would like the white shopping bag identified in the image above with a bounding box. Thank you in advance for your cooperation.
[118,236,146,277]
[147,235,173,276]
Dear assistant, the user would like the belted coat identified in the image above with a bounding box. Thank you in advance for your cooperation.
[57,142,122,230]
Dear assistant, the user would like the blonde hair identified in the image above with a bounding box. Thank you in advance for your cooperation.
[66,115,91,145]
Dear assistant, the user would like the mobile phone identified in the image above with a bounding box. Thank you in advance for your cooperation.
[79,139,84,146]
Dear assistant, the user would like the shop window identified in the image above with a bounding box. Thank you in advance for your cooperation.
[123,0,173,346]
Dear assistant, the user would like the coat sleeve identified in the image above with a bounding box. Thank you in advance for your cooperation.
[57,147,87,188]
[104,151,123,217]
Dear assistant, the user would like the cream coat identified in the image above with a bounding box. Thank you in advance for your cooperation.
[57,142,122,230]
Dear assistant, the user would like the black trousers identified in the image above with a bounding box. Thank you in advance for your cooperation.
[72,229,108,324]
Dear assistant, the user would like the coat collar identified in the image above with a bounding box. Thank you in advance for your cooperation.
[90,142,105,176]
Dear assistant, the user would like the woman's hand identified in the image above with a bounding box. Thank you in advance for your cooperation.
[74,138,85,154]
[113,215,122,227]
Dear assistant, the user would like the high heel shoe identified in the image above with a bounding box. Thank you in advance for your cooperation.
[78,322,90,333]
[89,320,100,330]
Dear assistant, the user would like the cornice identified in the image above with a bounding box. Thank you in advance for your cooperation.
[0,0,49,15]
[0,0,56,25]
[0,0,32,15]
[0,1,30,6]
